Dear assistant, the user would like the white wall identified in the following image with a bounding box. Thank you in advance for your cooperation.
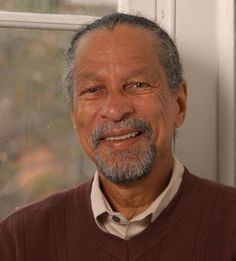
[174,0,218,181]
[174,0,235,185]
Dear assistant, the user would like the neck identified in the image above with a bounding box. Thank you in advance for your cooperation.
[98,157,173,220]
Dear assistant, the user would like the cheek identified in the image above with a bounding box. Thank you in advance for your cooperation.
[141,99,168,123]
[145,102,175,140]
[72,109,94,153]
[74,101,98,129]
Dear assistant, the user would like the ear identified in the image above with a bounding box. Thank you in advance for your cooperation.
[174,81,187,128]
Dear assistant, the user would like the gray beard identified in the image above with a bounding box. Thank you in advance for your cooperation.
[92,119,157,185]
[95,143,156,184]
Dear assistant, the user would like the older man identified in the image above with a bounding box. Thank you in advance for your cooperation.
[0,13,236,261]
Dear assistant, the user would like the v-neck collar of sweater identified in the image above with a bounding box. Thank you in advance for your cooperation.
[76,169,199,260]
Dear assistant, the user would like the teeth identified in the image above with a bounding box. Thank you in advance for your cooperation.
[105,131,139,141]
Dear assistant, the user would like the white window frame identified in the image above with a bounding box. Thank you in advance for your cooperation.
[0,11,98,31]
[217,0,235,185]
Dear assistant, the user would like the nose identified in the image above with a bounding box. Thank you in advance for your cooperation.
[99,92,134,122]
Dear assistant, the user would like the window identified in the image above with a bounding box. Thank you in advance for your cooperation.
[0,0,118,220]
[0,0,117,15]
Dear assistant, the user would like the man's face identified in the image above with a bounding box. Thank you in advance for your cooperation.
[71,25,187,184]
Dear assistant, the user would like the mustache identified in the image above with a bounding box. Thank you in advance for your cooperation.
[91,119,153,148]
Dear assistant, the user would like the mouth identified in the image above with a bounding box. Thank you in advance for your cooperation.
[92,119,152,150]
[98,130,144,149]
[103,131,141,141]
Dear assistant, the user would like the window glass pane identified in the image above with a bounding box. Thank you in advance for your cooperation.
[0,0,117,16]
[0,28,95,220]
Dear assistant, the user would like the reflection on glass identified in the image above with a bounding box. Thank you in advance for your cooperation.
[0,28,95,220]
[0,0,117,16]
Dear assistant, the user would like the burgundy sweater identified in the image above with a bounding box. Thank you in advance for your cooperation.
[1,170,236,260]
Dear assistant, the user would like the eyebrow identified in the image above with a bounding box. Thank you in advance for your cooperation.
[75,72,99,81]
[125,66,162,81]
[76,66,153,81]
[126,68,150,78]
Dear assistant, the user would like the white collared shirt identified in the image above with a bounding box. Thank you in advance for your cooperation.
[90,156,184,239]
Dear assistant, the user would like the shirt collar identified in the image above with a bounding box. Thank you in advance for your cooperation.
[90,156,184,223]
[91,171,113,218]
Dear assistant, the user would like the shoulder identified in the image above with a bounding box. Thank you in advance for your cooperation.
[0,179,93,260]
[190,171,236,199]
[185,170,236,216]
[0,178,93,229]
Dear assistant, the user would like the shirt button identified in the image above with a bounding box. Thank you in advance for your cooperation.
[112,215,120,223]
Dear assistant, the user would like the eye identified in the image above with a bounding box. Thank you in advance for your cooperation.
[77,86,105,100]
[132,82,149,88]
[80,87,98,95]
[128,82,151,89]
[125,82,152,93]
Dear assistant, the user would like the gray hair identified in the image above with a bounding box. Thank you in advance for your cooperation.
[64,13,183,108]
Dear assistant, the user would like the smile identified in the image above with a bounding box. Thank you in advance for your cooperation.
[104,131,139,141]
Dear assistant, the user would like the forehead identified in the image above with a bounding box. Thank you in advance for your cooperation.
[74,25,161,67]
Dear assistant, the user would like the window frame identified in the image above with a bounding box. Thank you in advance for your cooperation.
[0,11,98,31]
[217,0,235,185]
